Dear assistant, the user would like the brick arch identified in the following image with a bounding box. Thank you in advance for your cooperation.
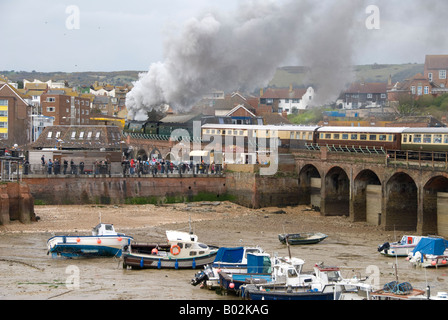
[385,172,418,231]
[422,175,448,236]
[297,164,321,207]
[323,166,350,216]
[352,169,382,224]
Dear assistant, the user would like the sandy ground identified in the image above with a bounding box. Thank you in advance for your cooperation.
[0,202,447,300]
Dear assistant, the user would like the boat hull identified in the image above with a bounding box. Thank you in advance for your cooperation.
[241,285,334,301]
[47,235,132,258]
[122,249,219,269]
[278,233,327,245]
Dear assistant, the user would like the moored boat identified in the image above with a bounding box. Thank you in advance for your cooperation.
[46,223,133,258]
[278,232,327,245]
[190,246,266,288]
[121,230,219,269]
[407,237,448,268]
[378,235,422,257]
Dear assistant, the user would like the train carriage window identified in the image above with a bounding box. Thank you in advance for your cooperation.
[342,134,348,140]
[325,133,331,139]
[389,135,394,141]
[333,133,340,139]
[211,130,215,134]
[320,133,324,139]
[206,129,210,134]
[444,135,448,144]
[360,134,367,141]
[290,132,295,139]
[413,134,422,143]
[423,134,431,143]
[227,130,232,135]
[239,131,243,136]
[369,135,376,141]
[351,134,358,140]
[217,130,221,134]
[434,135,442,143]
[379,135,387,141]
[402,135,407,143]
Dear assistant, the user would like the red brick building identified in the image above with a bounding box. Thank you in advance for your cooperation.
[41,90,91,125]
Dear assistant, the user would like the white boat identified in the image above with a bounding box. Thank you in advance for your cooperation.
[407,237,448,268]
[191,246,265,288]
[239,259,371,300]
[378,235,422,257]
[47,223,133,258]
[121,230,219,269]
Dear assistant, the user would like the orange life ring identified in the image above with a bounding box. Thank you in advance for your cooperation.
[170,245,181,255]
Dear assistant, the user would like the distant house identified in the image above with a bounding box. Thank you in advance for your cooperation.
[225,104,262,125]
[258,86,315,114]
[424,55,448,96]
[387,73,433,103]
[342,82,388,109]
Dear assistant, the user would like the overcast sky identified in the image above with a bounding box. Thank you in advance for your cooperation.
[2,0,448,73]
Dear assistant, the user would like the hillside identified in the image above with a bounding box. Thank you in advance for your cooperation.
[1,63,424,89]
[268,63,424,88]
[0,70,142,88]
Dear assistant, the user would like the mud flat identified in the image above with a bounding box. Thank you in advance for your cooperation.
[0,202,446,300]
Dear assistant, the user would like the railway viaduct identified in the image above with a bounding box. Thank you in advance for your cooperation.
[294,148,448,237]
[123,134,448,237]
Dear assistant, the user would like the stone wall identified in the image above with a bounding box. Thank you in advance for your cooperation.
[23,176,227,205]
[0,182,35,225]
[225,172,299,209]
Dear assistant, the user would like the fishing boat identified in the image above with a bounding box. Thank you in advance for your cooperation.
[278,232,327,245]
[407,237,448,268]
[218,252,273,293]
[378,235,422,257]
[241,283,335,300]
[190,246,266,288]
[46,223,133,258]
[121,230,219,269]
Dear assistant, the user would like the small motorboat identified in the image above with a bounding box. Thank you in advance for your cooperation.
[47,223,133,258]
[378,235,422,257]
[278,232,327,245]
[407,237,448,268]
[190,246,266,288]
[121,230,219,269]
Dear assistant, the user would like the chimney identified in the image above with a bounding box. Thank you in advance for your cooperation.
[260,88,264,97]
[289,84,293,92]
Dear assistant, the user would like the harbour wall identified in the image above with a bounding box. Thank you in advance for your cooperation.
[0,182,35,225]
[22,176,228,205]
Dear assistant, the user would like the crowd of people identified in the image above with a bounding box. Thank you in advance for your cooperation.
[34,155,223,177]
[38,155,109,176]
[120,157,223,177]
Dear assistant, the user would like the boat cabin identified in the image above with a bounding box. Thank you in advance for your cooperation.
[92,223,117,236]
[313,264,343,283]
[166,230,213,259]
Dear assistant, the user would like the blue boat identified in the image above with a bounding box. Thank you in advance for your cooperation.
[47,223,133,258]
[191,246,266,288]
[218,252,273,293]
[407,237,448,268]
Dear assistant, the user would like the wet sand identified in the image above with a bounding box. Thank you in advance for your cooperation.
[0,202,446,300]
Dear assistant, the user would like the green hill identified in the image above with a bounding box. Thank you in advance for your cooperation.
[268,63,424,88]
[2,63,424,89]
